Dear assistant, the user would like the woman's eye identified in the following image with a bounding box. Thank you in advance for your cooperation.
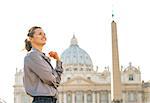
[39,33,42,35]
[39,32,46,35]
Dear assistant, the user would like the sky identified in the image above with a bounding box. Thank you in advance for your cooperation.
[0,0,150,103]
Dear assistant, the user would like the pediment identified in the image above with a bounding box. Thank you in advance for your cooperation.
[62,76,96,86]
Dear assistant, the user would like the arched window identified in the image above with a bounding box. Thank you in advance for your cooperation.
[128,92,137,102]
[66,68,69,71]
[129,74,134,81]
[87,77,91,80]
[75,92,83,103]
[73,55,77,64]
[87,94,92,103]
[67,77,71,80]
[80,68,83,71]
[74,68,77,71]
[67,94,72,103]
[100,92,108,103]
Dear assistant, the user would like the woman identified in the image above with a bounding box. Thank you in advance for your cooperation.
[23,26,63,103]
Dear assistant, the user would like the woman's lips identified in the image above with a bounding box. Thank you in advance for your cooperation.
[41,38,46,41]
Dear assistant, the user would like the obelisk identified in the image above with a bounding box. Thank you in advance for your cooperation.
[111,20,122,103]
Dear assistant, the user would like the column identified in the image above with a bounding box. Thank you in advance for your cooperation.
[124,92,128,103]
[17,95,21,103]
[84,92,87,103]
[137,92,142,103]
[122,92,126,103]
[15,95,19,103]
[63,92,66,103]
[96,92,100,103]
[72,92,75,103]
[59,92,62,103]
[108,92,111,103]
[92,91,96,103]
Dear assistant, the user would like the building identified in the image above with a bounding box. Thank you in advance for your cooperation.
[14,35,150,103]
[14,22,150,103]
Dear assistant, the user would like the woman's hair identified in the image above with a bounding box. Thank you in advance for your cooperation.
[25,26,41,52]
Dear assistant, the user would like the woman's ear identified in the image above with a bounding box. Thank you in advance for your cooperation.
[29,37,33,42]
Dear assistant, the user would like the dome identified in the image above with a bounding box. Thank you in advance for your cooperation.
[61,35,93,70]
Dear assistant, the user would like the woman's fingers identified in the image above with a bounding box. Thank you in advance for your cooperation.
[49,51,60,60]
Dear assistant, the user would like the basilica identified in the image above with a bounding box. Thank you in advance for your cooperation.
[14,22,150,103]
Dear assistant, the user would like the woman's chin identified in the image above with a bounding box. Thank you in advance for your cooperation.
[42,42,46,45]
[40,42,46,46]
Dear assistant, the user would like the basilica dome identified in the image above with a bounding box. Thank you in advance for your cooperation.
[61,35,93,70]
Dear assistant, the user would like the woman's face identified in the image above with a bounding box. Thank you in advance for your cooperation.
[30,28,47,46]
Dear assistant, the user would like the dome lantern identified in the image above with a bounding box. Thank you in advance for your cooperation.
[70,35,78,46]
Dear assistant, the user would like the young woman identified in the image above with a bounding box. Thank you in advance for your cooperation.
[23,26,63,103]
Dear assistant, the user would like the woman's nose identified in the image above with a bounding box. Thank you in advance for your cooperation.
[43,34,47,39]
[43,34,46,38]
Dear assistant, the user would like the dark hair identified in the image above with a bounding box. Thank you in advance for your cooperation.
[25,26,41,52]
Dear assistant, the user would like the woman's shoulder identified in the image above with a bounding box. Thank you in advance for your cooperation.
[24,50,38,60]
[25,49,43,62]
[24,50,39,66]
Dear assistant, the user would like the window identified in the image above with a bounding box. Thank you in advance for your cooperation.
[67,77,71,80]
[80,68,83,71]
[87,94,92,103]
[129,74,134,81]
[74,68,77,71]
[67,94,72,103]
[128,92,137,102]
[75,92,83,103]
[87,77,91,80]
[100,92,108,103]
[86,68,91,71]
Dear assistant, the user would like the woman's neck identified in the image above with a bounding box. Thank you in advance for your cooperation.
[32,44,43,52]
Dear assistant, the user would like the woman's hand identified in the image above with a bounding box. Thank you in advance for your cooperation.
[49,51,60,61]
